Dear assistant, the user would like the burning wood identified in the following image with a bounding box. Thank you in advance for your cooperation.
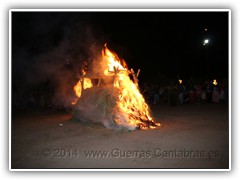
[71,44,160,130]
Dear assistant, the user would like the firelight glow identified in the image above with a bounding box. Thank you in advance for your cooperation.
[213,79,218,86]
[178,79,182,84]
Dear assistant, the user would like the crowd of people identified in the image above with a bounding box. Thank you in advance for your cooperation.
[12,77,228,111]
[140,78,228,106]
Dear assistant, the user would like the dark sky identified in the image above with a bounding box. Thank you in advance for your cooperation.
[12,11,229,87]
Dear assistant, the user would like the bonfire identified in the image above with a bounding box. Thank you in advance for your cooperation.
[71,44,160,130]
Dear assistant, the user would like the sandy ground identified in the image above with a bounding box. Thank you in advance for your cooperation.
[11,103,229,169]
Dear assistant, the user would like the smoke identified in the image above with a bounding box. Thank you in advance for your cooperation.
[12,12,105,109]
[27,32,103,108]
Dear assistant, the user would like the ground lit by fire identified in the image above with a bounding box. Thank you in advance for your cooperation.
[11,103,229,169]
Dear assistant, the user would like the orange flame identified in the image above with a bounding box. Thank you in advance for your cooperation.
[83,78,93,89]
[74,80,82,96]
[72,44,160,130]
[102,45,160,130]
[102,44,126,76]
[72,78,92,105]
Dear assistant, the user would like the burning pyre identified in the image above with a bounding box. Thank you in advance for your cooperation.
[71,44,160,130]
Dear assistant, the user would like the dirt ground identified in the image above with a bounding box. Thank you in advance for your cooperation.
[11,103,229,169]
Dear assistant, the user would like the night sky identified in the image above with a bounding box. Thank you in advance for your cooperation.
[11,11,229,106]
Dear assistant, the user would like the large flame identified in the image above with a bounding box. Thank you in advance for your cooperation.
[72,44,160,130]
[102,45,160,130]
